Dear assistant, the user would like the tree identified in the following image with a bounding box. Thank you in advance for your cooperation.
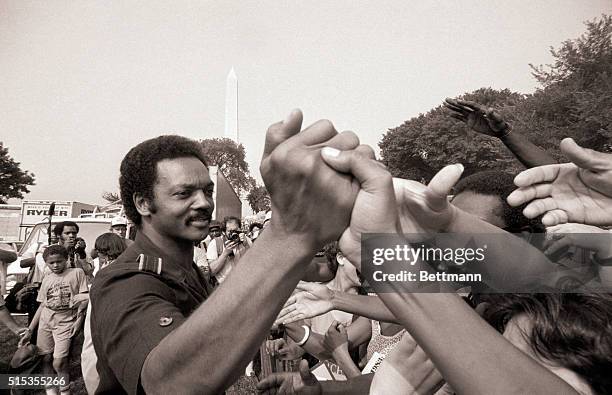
[522,14,612,153]
[102,191,121,204]
[246,184,270,213]
[0,142,35,203]
[200,138,255,196]
[380,88,526,182]
[380,14,612,182]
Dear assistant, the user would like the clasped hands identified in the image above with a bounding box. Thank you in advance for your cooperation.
[261,109,466,270]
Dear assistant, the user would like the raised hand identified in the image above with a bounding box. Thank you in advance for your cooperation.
[507,138,612,226]
[276,282,334,325]
[322,321,349,355]
[444,98,511,138]
[261,110,361,250]
[265,338,305,361]
[256,359,321,395]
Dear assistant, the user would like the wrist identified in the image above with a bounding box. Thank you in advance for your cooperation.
[329,288,338,309]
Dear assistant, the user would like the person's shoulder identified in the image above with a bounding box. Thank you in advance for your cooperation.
[91,250,164,295]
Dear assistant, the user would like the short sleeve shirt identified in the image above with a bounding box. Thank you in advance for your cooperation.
[37,268,88,328]
[90,232,210,395]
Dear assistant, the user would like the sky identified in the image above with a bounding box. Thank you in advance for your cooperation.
[1,0,610,206]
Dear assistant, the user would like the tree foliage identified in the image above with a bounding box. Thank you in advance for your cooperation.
[246,184,270,213]
[0,142,35,203]
[200,138,256,196]
[380,15,612,182]
[102,191,121,204]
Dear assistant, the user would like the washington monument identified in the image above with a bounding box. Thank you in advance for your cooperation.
[224,67,238,142]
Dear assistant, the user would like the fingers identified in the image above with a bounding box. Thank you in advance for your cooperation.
[443,100,469,115]
[321,145,392,194]
[262,109,304,160]
[522,197,558,218]
[507,183,553,207]
[276,310,304,325]
[541,209,569,226]
[313,130,360,151]
[454,99,485,112]
[279,302,297,317]
[512,164,562,188]
[426,164,464,210]
[560,137,612,172]
[544,236,571,256]
[292,119,338,147]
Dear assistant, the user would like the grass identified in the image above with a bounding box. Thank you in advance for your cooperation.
[1,315,86,395]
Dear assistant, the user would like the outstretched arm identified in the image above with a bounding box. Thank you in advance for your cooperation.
[276,282,399,325]
[444,98,556,168]
[320,149,581,395]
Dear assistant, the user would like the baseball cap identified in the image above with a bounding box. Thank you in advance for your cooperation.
[111,216,128,227]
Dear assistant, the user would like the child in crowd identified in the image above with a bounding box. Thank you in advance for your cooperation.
[20,244,89,395]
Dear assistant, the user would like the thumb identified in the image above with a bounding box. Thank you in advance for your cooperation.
[560,138,612,172]
[427,164,464,210]
[321,145,393,194]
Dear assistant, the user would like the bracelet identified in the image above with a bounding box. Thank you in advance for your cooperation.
[296,325,311,346]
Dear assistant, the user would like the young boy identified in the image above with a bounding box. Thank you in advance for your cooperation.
[20,244,89,395]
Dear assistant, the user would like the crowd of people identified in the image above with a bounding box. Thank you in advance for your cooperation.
[1,100,612,395]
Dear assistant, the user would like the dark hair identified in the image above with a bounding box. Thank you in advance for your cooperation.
[249,222,263,233]
[323,242,340,275]
[43,244,69,261]
[53,221,80,237]
[483,293,612,394]
[95,233,128,261]
[119,135,208,225]
[224,216,241,228]
[453,171,543,232]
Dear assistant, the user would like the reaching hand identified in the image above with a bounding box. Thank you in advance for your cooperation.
[322,321,349,355]
[444,98,511,138]
[394,164,464,239]
[276,283,334,326]
[256,359,321,395]
[17,329,32,347]
[265,339,305,361]
[544,223,612,259]
[507,138,612,226]
[261,110,361,250]
[320,146,399,269]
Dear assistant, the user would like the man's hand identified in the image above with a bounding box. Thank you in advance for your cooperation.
[507,138,612,226]
[322,321,349,355]
[544,223,612,259]
[17,329,32,347]
[265,339,305,361]
[276,282,334,325]
[393,164,464,239]
[257,359,321,395]
[320,146,398,269]
[444,98,511,138]
[261,110,360,250]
